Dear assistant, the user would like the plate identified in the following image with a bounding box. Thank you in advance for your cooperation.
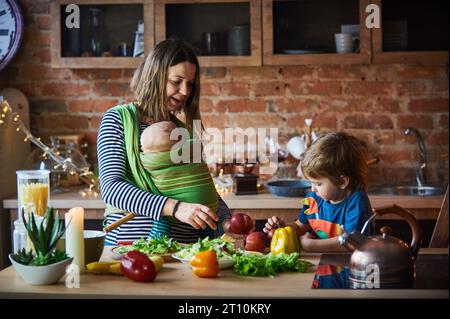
[172,253,235,270]
[283,49,323,54]
[111,245,178,262]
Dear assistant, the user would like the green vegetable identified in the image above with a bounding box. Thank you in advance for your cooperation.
[118,236,182,255]
[176,237,236,260]
[232,252,312,277]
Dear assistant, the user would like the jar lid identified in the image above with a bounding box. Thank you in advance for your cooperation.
[16,169,50,178]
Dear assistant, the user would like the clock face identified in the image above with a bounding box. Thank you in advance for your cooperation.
[0,0,24,71]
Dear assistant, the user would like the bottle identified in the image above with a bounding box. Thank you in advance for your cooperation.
[13,219,27,254]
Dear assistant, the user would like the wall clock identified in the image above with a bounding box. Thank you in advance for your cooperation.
[0,0,24,72]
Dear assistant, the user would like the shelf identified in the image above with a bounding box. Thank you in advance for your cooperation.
[263,0,371,65]
[51,0,154,69]
[372,0,449,64]
[155,0,262,67]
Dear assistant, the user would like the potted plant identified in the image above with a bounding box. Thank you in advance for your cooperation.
[9,207,73,285]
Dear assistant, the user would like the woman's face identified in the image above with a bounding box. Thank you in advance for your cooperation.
[166,61,197,112]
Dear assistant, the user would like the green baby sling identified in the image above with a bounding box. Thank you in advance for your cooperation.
[105,103,218,239]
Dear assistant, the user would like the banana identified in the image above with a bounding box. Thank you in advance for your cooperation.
[149,255,164,272]
[86,261,120,274]
[86,255,164,275]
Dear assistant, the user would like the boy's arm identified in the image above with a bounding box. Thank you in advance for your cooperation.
[290,219,310,237]
[299,233,348,253]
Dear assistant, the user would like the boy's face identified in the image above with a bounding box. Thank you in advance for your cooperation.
[306,175,348,203]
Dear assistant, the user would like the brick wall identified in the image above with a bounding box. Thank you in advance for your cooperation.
[0,0,448,185]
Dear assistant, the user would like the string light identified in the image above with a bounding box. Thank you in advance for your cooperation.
[0,96,99,197]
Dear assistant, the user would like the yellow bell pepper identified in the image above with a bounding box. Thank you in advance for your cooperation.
[270,226,300,255]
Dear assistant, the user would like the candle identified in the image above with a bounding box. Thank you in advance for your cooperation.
[65,207,85,273]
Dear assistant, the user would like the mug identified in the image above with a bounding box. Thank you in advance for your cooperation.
[335,33,359,54]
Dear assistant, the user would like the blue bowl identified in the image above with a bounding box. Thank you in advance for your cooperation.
[266,180,311,197]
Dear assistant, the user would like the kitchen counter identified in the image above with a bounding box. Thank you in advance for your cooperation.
[0,249,447,299]
[3,186,444,218]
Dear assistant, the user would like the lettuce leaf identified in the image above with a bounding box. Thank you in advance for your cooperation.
[232,252,312,276]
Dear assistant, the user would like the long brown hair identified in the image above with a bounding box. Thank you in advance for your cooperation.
[301,132,369,191]
[130,39,201,132]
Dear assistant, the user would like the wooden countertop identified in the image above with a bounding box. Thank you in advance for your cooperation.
[2,186,445,210]
[0,249,447,299]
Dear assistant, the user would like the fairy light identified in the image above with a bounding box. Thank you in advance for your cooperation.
[0,96,99,197]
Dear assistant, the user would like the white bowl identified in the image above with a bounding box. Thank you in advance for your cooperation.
[9,254,73,285]
[172,253,234,270]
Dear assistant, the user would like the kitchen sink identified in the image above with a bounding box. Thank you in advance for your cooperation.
[369,185,446,196]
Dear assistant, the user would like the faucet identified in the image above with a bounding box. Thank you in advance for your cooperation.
[404,127,426,187]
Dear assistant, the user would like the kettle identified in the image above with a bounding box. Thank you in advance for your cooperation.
[338,205,422,288]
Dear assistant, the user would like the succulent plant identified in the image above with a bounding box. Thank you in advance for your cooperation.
[14,207,68,266]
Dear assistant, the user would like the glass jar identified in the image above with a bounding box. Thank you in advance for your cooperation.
[88,8,106,56]
[13,219,27,254]
[16,170,50,217]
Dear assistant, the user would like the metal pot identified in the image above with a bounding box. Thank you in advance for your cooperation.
[339,205,422,288]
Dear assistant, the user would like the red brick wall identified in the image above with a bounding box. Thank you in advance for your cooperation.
[1,0,448,185]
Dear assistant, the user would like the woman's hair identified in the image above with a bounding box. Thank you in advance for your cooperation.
[130,39,201,132]
[300,132,369,191]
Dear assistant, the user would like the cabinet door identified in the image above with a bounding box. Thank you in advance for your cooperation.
[51,0,154,68]
[263,0,371,65]
[372,0,449,64]
[155,0,262,67]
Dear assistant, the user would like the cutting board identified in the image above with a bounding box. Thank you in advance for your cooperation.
[0,88,30,200]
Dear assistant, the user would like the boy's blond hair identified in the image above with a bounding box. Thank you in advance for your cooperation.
[301,132,369,191]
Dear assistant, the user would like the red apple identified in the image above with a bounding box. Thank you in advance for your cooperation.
[229,213,254,235]
[245,231,266,252]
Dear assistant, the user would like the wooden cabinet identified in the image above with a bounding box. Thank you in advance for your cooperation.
[51,0,154,68]
[262,0,371,65]
[372,0,449,64]
[50,0,448,68]
[154,0,262,67]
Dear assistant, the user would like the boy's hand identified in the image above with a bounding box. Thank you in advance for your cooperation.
[299,232,314,250]
[263,216,285,234]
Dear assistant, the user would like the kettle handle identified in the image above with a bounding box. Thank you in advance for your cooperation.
[373,205,422,259]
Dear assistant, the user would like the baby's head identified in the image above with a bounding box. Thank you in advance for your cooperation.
[141,121,179,152]
[301,132,369,194]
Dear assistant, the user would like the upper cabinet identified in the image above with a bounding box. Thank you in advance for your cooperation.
[51,0,154,68]
[154,0,262,67]
[262,0,371,65]
[50,0,448,68]
[372,0,449,64]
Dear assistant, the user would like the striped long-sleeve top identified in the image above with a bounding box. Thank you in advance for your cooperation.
[97,108,230,245]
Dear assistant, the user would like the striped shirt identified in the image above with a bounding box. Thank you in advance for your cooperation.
[97,108,230,245]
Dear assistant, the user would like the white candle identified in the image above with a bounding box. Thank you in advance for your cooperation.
[65,207,85,273]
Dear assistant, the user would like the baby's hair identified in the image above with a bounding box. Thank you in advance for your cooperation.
[301,132,369,191]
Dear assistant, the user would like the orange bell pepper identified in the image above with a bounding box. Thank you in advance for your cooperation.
[190,249,219,278]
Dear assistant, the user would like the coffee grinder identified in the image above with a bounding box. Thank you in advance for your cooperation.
[233,160,258,195]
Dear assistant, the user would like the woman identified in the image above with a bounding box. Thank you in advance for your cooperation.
[97,39,231,246]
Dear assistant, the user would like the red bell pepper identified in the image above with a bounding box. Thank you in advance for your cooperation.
[120,251,157,282]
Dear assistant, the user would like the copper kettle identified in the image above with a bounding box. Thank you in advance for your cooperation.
[338,205,422,288]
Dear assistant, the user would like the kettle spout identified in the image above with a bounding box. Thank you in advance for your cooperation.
[338,225,367,252]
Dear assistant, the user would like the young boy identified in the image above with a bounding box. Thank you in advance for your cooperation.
[263,132,374,252]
